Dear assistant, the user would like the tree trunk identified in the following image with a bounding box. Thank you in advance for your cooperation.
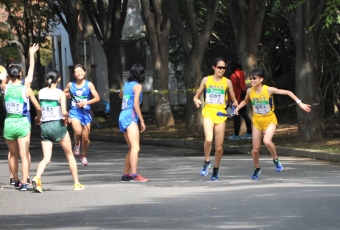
[105,42,123,126]
[166,0,218,133]
[281,0,326,141]
[226,0,266,75]
[185,55,204,134]
[139,0,175,127]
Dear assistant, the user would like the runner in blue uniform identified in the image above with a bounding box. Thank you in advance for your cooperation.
[119,63,148,182]
[63,64,100,166]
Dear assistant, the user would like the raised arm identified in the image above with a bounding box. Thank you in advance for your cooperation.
[25,43,40,87]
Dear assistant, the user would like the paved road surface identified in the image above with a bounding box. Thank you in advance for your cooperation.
[1,135,340,229]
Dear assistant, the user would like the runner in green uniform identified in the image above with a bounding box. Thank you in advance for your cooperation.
[2,65,41,191]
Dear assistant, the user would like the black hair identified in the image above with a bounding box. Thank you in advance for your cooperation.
[229,59,242,73]
[250,68,264,79]
[7,65,21,79]
[127,63,145,83]
[212,57,226,67]
[72,64,86,74]
[44,69,60,87]
[8,61,23,72]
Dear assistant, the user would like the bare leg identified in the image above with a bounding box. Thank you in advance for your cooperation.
[251,127,263,168]
[203,118,214,162]
[213,122,226,168]
[36,141,53,178]
[17,135,30,184]
[125,122,140,175]
[262,124,278,159]
[81,123,91,158]
[6,140,20,182]
[59,132,80,184]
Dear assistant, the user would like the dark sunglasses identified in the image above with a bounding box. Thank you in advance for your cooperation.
[249,76,257,80]
[216,66,226,70]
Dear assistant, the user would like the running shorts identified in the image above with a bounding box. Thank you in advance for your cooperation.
[119,108,138,132]
[3,117,31,140]
[69,109,92,126]
[40,120,67,142]
[252,113,278,131]
[202,107,228,125]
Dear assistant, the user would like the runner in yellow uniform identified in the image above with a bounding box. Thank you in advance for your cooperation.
[235,69,311,180]
[193,57,237,181]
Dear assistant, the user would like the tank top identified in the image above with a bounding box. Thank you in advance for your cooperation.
[4,83,29,118]
[204,75,228,109]
[70,80,91,111]
[249,85,275,116]
[121,81,142,110]
[39,88,64,122]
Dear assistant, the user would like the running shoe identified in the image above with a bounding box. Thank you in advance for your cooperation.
[10,178,15,185]
[20,183,28,191]
[130,175,149,182]
[81,157,88,166]
[200,161,211,176]
[121,175,130,182]
[228,134,240,141]
[211,168,219,181]
[273,159,283,172]
[74,183,85,190]
[14,181,21,189]
[251,168,261,180]
[73,142,81,156]
[27,178,30,184]
[240,133,252,139]
[32,176,42,193]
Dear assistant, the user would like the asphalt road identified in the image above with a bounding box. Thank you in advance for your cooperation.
[1,134,340,230]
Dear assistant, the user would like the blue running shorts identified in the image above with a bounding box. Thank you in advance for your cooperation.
[119,108,138,132]
[69,109,92,126]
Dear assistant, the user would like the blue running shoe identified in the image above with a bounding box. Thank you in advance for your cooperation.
[240,133,252,139]
[273,159,283,172]
[251,168,261,180]
[20,183,28,191]
[228,134,240,141]
[211,168,219,181]
[200,161,211,176]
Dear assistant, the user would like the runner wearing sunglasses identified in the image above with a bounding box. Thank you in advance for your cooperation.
[193,57,238,181]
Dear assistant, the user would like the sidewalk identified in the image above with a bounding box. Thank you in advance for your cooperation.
[88,132,340,163]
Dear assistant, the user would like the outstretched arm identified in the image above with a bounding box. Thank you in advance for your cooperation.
[268,87,312,113]
[25,43,40,87]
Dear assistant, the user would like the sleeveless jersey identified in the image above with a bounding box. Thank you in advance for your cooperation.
[4,83,29,118]
[249,85,275,116]
[121,81,142,110]
[39,88,64,122]
[204,75,228,109]
[70,80,91,111]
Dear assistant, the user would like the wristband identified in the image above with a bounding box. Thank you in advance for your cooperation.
[296,99,301,104]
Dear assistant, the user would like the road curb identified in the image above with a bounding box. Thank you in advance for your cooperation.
[89,133,340,163]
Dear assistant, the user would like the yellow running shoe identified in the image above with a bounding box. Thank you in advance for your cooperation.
[74,183,85,191]
[32,176,42,193]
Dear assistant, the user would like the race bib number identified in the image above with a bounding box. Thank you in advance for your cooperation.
[41,101,59,118]
[252,100,270,114]
[205,88,225,104]
[5,101,24,114]
[121,95,130,109]
[72,96,88,109]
